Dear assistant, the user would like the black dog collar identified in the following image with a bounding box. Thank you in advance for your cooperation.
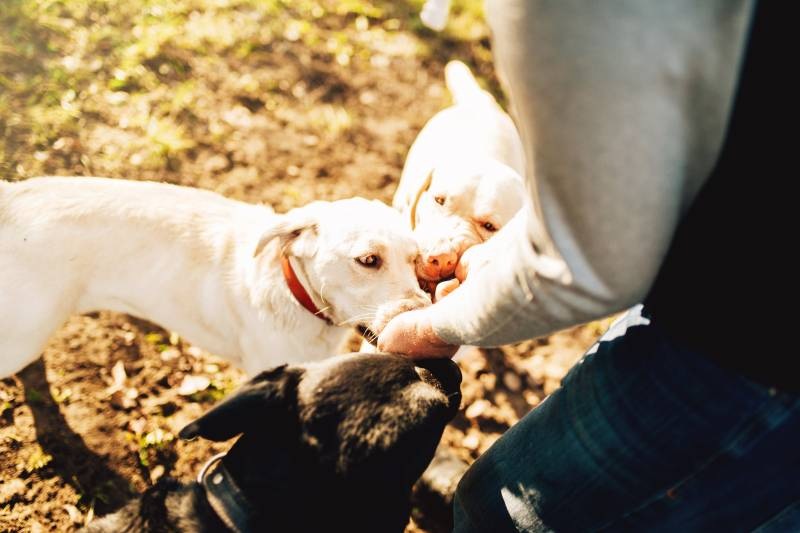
[197,453,255,533]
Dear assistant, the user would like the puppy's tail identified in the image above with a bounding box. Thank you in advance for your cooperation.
[445,60,494,106]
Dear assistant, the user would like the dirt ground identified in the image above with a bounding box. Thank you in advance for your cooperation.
[0,1,613,531]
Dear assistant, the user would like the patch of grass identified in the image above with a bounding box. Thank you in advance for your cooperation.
[308,104,353,136]
[448,0,487,40]
[25,445,54,473]
[189,377,236,403]
[336,0,384,18]
[24,388,45,405]
[131,427,174,468]
[1,0,492,179]
[72,475,120,524]
[51,387,73,404]
[0,401,12,417]
[144,333,164,345]
[144,332,172,352]
[72,475,117,507]
[145,116,196,157]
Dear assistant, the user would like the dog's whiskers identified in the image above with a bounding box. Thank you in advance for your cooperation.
[356,324,379,346]
[338,311,376,328]
[342,311,375,321]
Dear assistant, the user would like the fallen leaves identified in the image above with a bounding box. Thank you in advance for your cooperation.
[0,478,26,505]
[63,503,83,525]
[177,375,211,396]
[106,360,139,410]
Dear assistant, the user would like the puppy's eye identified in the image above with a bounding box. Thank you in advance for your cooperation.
[356,254,382,269]
[481,221,497,232]
[434,195,446,206]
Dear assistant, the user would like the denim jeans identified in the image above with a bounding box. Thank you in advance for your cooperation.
[453,306,800,532]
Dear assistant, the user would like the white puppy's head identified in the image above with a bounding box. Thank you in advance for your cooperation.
[409,158,525,281]
[255,198,430,338]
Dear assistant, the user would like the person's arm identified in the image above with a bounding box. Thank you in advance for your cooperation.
[380,0,753,353]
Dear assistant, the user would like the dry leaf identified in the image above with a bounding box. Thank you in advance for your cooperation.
[160,348,181,362]
[149,464,165,483]
[106,360,127,395]
[178,375,211,396]
[465,399,490,420]
[0,478,26,505]
[64,503,83,524]
[462,432,480,451]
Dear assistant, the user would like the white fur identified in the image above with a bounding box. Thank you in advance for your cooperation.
[0,177,430,377]
[394,60,528,281]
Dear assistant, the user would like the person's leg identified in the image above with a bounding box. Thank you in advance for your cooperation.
[453,306,800,532]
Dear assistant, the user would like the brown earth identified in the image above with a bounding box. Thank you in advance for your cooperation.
[0,1,612,531]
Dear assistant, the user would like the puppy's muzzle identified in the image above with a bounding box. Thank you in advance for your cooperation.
[415,358,462,412]
[419,249,458,280]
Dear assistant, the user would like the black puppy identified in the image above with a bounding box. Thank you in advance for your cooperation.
[84,353,462,533]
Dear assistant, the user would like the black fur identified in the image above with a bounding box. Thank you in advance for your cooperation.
[85,353,461,533]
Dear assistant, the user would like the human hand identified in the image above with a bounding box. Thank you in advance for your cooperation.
[379,242,497,357]
[377,307,459,359]
[454,241,492,282]
[433,277,460,302]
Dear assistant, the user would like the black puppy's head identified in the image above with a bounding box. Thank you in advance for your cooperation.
[179,353,461,531]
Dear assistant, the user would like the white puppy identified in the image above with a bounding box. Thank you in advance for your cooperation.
[394,61,527,286]
[0,177,429,377]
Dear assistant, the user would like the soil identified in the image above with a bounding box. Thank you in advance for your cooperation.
[0,1,612,531]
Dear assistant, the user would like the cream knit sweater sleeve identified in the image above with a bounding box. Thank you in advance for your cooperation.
[430,0,753,346]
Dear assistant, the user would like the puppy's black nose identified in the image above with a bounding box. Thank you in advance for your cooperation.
[415,358,462,396]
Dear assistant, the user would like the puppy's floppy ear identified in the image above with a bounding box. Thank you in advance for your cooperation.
[409,169,434,230]
[179,365,301,442]
[253,208,320,257]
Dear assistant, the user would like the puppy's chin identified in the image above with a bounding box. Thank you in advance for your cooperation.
[415,358,462,414]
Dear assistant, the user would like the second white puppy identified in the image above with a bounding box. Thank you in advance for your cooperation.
[394,61,527,285]
[0,177,429,377]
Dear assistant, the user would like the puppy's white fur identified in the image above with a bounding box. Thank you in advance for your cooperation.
[0,177,429,377]
[394,61,528,281]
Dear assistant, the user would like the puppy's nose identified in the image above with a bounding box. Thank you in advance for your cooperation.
[425,250,458,278]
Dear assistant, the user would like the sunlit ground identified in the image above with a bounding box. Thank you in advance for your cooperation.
[0,2,610,531]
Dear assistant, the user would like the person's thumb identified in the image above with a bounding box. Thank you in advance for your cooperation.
[378,308,457,358]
